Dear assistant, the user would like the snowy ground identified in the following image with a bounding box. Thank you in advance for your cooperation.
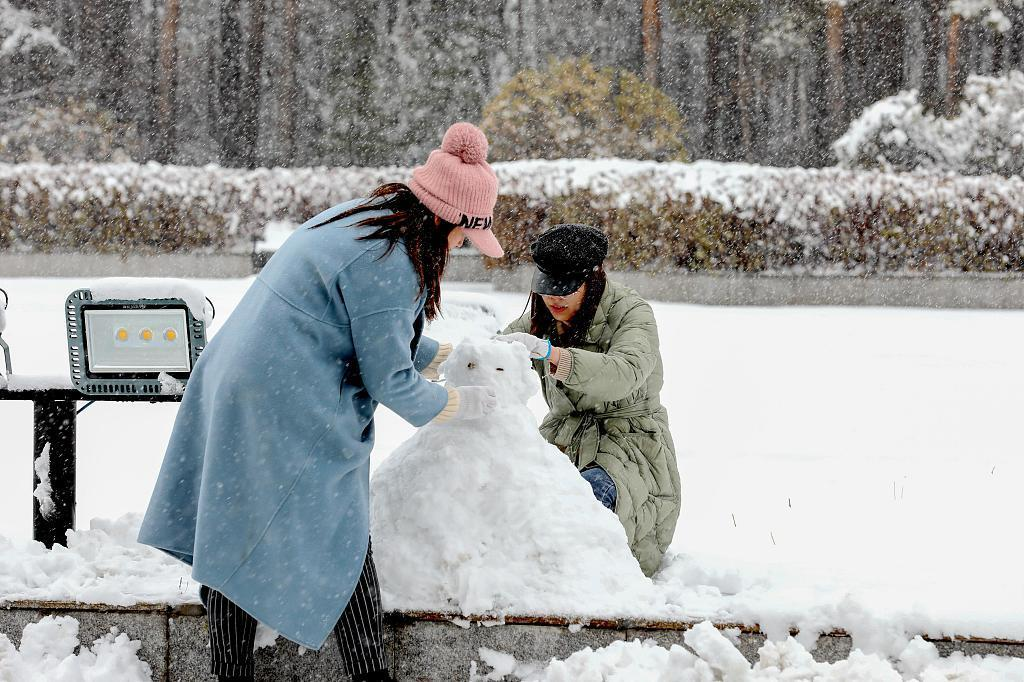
[1,277,1023,656]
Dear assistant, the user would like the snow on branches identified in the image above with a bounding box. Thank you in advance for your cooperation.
[834,71,1024,178]
[0,0,67,59]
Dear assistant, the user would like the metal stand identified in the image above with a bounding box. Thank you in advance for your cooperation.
[2,386,182,547]
[32,400,77,548]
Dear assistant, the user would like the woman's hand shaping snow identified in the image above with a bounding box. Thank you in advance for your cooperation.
[453,385,499,420]
[495,332,551,360]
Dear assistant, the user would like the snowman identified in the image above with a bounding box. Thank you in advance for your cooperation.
[370,338,657,618]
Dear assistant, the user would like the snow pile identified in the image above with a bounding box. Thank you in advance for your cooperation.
[434,291,504,343]
[31,443,53,519]
[835,71,1024,178]
[470,622,1024,681]
[0,513,197,606]
[90,277,212,324]
[0,615,151,682]
[3,374,75,391]
[371,338,659,617]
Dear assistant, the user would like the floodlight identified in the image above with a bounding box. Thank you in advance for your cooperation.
[65,288,208,396]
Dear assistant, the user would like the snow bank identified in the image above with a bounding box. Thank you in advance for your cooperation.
[371,338,660,617]
[89,278,211,323]
[0,513,196,606]
[0,616,151,682]
[470,622,1024,681]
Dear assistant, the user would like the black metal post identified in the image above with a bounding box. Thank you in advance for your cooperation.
[32,400,77,548]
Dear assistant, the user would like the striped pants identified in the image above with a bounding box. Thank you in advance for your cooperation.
[199,542,386,680]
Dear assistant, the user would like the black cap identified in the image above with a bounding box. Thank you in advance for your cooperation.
[530,224,609,296]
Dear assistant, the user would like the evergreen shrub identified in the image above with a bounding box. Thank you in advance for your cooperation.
[480,58,689,162]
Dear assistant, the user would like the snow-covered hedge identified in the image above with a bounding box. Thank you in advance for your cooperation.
[2,159,1024,273]
[834,71,1024,178]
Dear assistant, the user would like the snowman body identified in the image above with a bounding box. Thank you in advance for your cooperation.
[370,338,654,617]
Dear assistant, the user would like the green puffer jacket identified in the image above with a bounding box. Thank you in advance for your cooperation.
[504,279,680,576]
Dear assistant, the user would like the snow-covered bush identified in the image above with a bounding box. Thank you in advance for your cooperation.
[0,98,141,163]
[834,71,1024,178]
[480,58,688,162]
[2,159,1024,274]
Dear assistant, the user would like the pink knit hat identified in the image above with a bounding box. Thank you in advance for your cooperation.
[409,122,503,258]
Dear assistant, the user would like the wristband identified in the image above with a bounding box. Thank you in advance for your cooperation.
[541,339,552,360]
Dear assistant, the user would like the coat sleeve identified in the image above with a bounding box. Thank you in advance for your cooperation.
[336,247,449,426]
[559,301,658,402]
[413,335,440,372]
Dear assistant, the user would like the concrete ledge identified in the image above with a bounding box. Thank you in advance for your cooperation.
[492,267,1024,309]
[0,253,254,278]
[2,602,1022,681]
[4,251,1024,309]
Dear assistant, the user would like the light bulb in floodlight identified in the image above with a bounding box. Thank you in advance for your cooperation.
[164,329,177,342]
[116,328,129,342]
[140,328,153,341]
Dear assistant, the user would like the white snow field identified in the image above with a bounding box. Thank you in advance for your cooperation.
[1,277,1024,663]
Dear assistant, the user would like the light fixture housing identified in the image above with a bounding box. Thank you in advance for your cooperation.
[65,289,207,396]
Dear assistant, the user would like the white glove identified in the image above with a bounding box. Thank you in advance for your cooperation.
[453,385,498,420]
[495,332,551,360]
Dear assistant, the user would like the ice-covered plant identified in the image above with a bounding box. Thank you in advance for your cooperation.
[834,71,1024,178]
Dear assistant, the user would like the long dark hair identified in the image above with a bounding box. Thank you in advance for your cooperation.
[312,183,455,320]
[529,266,607,348]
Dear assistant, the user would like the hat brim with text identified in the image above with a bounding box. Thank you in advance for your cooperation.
[461,220,504,258]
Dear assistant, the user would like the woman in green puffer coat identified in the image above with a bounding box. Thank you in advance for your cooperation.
[497,224,679,576]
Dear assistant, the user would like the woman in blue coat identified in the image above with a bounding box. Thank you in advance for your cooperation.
[138,123,504,682]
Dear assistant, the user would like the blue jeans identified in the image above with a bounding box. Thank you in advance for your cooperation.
[581,465,617,511]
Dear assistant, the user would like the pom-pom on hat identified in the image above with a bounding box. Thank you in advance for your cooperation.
[409,122,503,258]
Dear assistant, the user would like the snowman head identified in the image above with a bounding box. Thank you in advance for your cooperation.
[441,338,540,406]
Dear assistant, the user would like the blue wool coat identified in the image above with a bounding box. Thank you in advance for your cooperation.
[137,199,448,648]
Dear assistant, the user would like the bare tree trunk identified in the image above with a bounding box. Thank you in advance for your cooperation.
[217,0,244,165]
[155,0,180,163]
[704,23,728,159]
[921,0,945,112]
[736,17,753,161]
[946,13,963,115]
[1009,5,1024,69]
[875,6,905,96]
[641,0,661,87]
[824,0,845,139]
[239,0,266,169]
[80,0,130,119]
[992,25,1004,74]
[278,0,299,165]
